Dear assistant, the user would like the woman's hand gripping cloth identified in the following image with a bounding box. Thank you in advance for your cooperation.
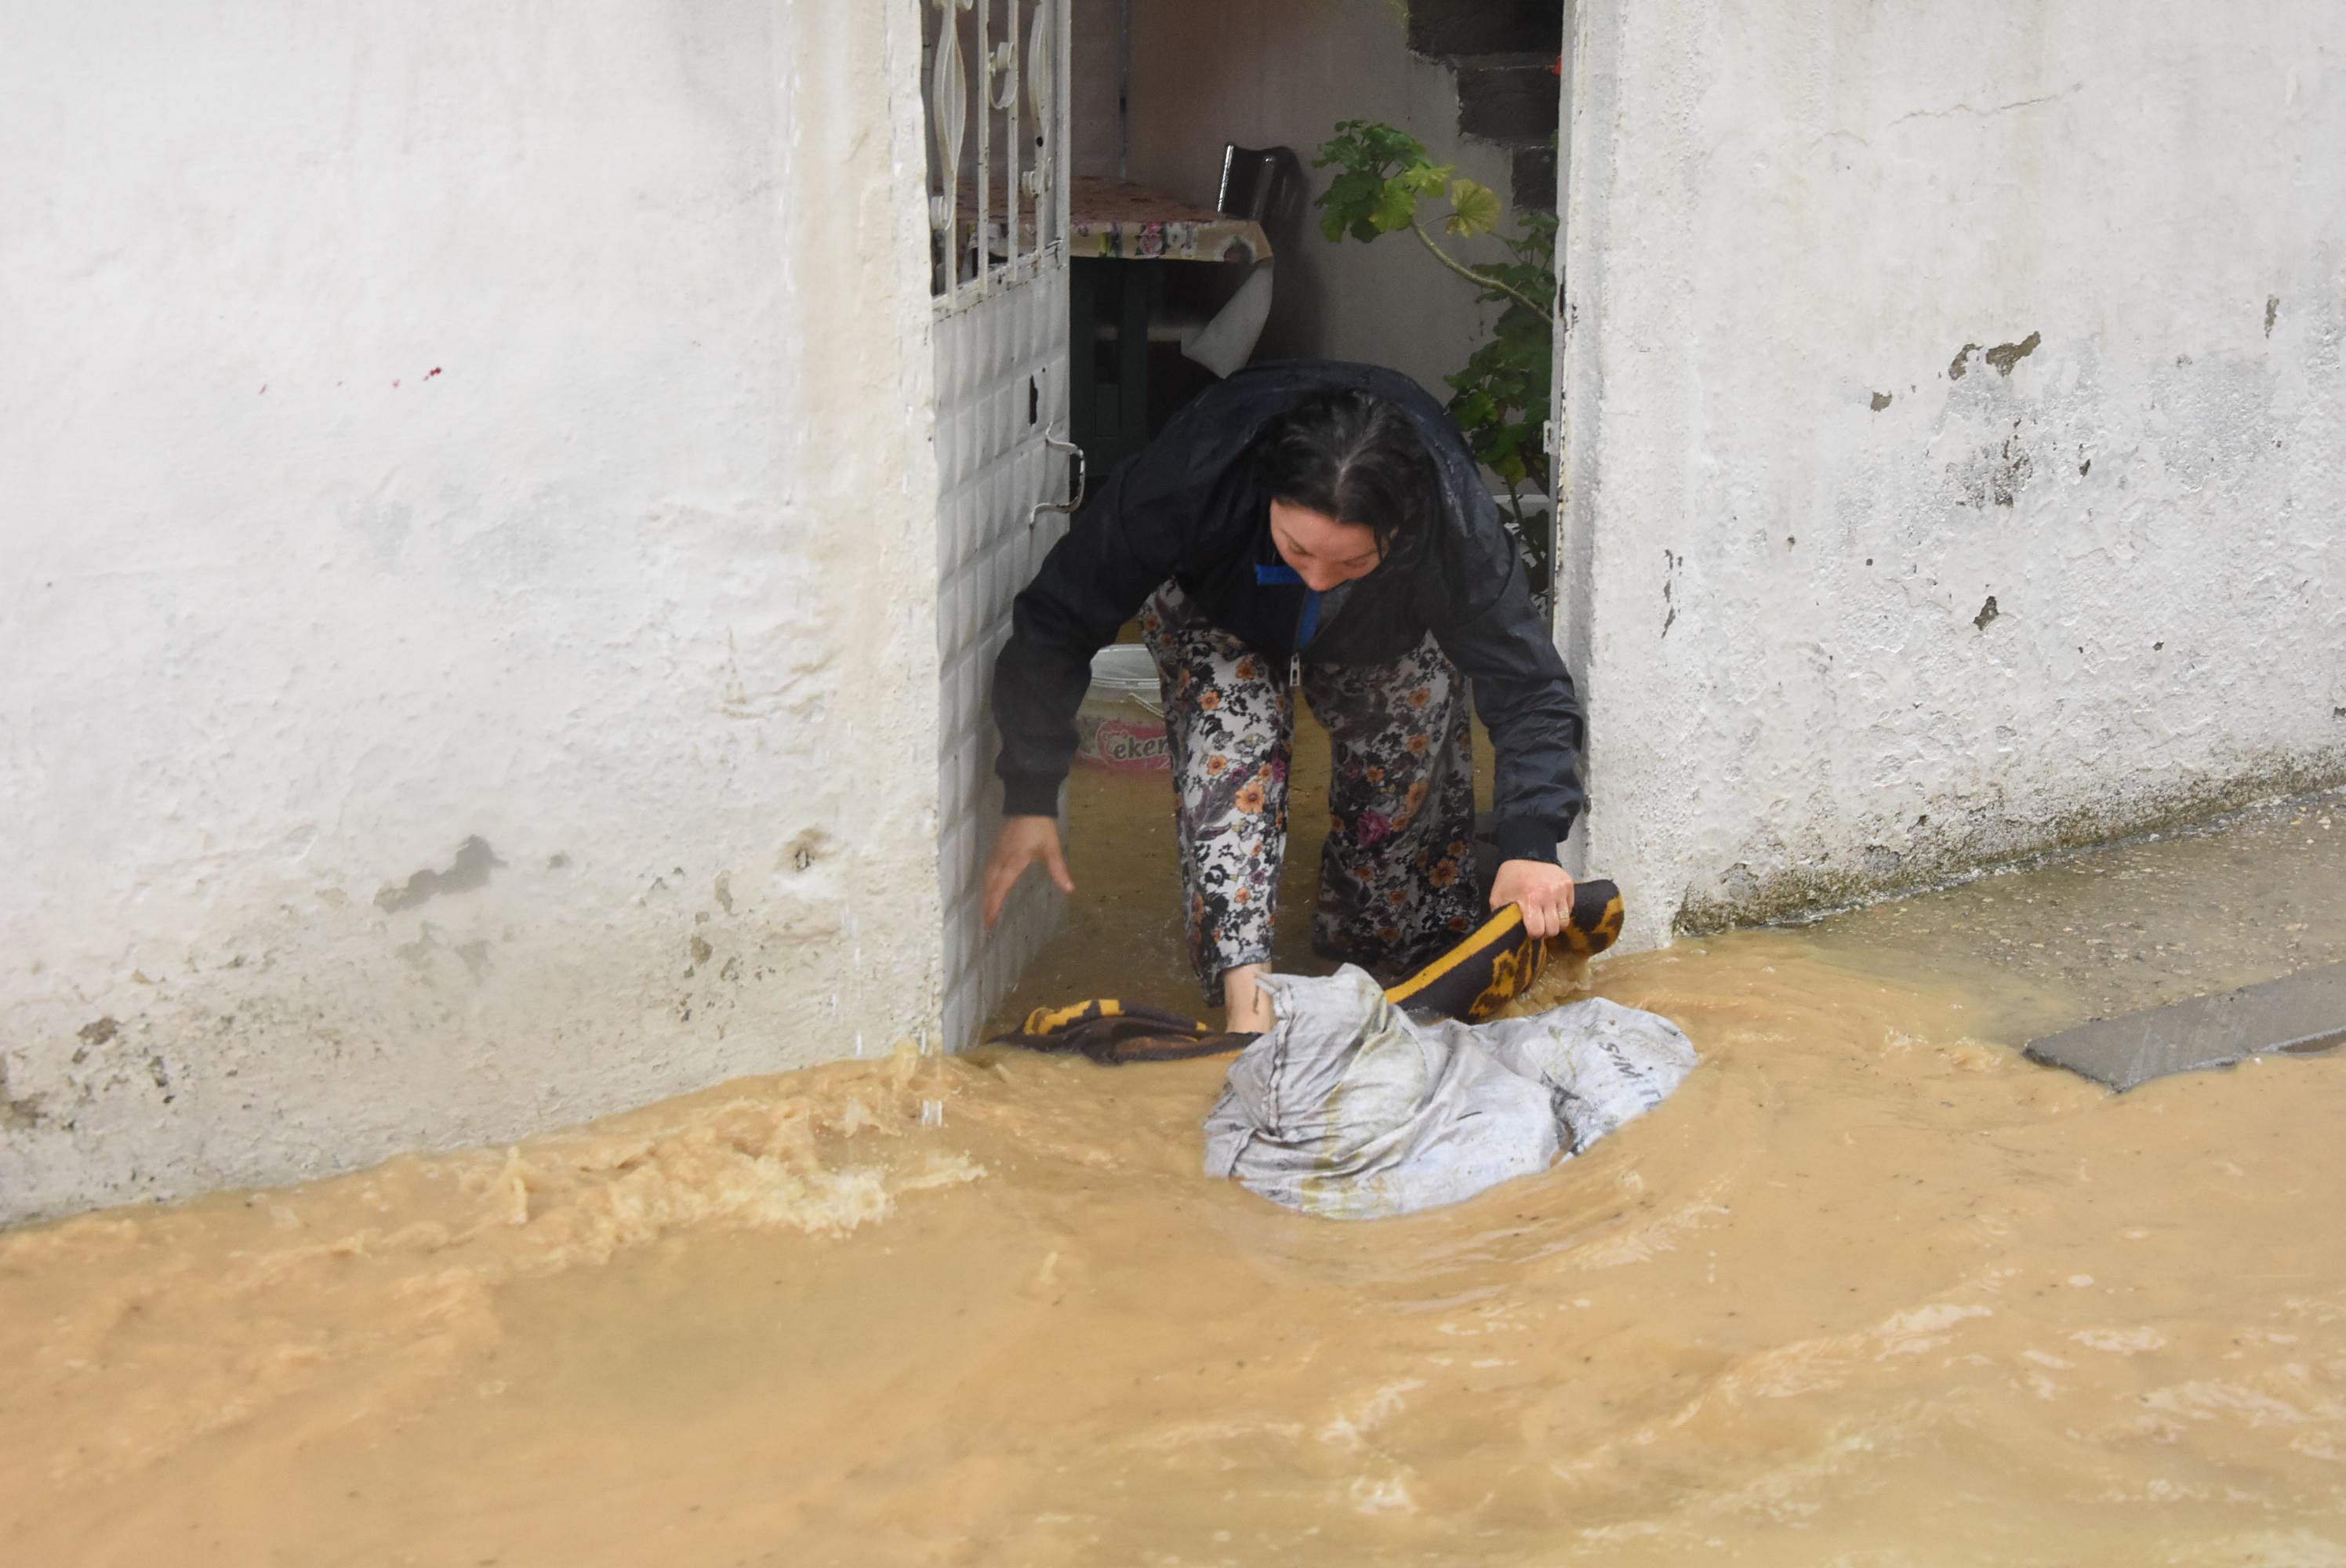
[1202,967,1697,1220]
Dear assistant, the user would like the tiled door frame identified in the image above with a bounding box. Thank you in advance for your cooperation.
[927,0,1077,1049]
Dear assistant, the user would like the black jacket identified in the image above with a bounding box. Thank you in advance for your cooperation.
[992,359,1585,865]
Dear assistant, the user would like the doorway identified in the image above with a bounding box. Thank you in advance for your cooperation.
[924,0,1077,1050]
[922,0,1572,1043]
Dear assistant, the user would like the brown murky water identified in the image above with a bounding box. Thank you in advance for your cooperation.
[5,785,2344,1566]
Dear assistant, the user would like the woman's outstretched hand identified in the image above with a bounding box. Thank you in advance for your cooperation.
[1490,858,1578,940]
[982,815,1076,928]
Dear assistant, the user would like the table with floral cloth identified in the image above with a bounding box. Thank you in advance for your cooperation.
[1068,176,1273,264]
[951,175,1275,271]
[1023,180,1275,481]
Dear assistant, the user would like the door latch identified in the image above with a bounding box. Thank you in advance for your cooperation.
[1030,431,1086,528]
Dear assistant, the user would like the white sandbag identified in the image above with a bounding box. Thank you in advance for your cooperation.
[1202,966,1697,1220]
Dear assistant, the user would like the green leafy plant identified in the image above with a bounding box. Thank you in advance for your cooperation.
[1314,120,1557,604]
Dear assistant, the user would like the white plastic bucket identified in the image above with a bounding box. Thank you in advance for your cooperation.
[1073,644,1169,772]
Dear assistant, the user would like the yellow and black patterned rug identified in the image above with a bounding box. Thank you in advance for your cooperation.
[990,880,1625,1065]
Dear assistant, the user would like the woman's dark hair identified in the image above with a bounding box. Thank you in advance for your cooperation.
[1252,388,1441,570]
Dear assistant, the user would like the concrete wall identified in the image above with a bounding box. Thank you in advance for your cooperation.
[0,0,945,1222]
[1125,0,1523,397]
[1072,0,1124,178]
[1558,0,2346,948]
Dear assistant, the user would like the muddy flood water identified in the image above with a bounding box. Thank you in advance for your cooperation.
[5,765,2344,1566]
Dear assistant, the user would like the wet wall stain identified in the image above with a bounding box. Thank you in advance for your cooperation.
[2267,296,2280,338]
[376,837,505,913]
[1984,332,2041,375]
[1952,421,2036,509]
[78,1017,118,1046]
[1676,777,2346,938]
[2,1060,50,1131]
[1991,430,2032,506]
[1948,332,2040,380]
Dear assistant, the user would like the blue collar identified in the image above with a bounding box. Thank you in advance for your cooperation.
[1255,563,1321,647]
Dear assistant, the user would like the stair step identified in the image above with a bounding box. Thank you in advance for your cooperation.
[1407,0,1563,61]
[1455,63,1560,144]
[1432,51,1558,72]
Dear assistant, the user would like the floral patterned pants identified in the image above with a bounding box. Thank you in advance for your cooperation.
[1138,583,1483,1002]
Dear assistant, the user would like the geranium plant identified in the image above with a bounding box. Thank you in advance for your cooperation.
[1314,119,1558,604]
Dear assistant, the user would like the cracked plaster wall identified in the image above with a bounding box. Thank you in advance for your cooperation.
[1557,0,2346,947]
[0,1,944,1222]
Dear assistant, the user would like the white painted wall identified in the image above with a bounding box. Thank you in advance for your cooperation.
[1071,0,1124,178]
[1125,0,1522,397]
[1558,0,2346,947]
[0,1,945,1222]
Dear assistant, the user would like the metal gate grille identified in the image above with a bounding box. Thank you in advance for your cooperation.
[925,0,1068,305]
[927,0,1073,1051]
